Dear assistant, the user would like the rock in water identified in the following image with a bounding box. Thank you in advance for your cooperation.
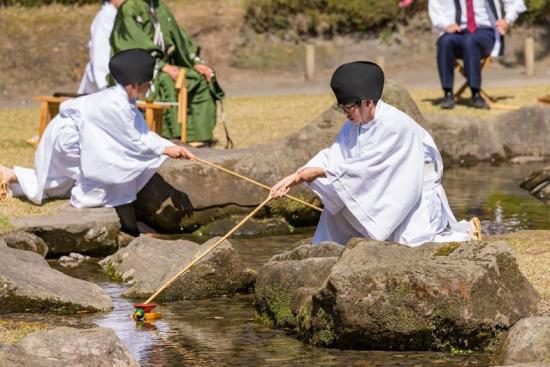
[99,236,255,301]
[255,240,539,351]
[0,327,139,367]
[0,230,48,257]
[254,242,345,329]
[0,246,112,314]
[493,317,550,366]
[11,207,120,257]
[521,165,550,205]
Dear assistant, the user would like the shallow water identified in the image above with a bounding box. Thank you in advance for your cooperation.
[20,163,550,365]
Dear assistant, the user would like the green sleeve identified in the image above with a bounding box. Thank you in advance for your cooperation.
[110,2,162,58]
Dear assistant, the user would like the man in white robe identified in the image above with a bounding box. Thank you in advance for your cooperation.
[78,0,125,94]
[3,49,195,235]
[270,61,481,247]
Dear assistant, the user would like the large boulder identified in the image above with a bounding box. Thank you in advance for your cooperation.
[425,106,550,163]
[99,236,255,300]
[0,327,138,367]
[254,243,344,328]
[0,246,112,314]
[493,317,550,366]
[11,207,120,257]
[0,230,48,257]
[135,80,423,232]
[521,165,550,205]
[255,239,539,351]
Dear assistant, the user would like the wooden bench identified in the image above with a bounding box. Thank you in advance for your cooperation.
[32,95,171,141]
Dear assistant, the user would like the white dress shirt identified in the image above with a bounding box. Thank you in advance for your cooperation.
[428,0,526,55]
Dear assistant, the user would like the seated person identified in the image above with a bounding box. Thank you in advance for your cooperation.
[1,49,195,236]
[110,0,225,145]
[428,0,526,109]
[78,0,125,94]
[270,61,482,247]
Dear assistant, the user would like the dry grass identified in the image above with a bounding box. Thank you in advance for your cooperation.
[0,319,50,344]
[410,85,550,118]
[212,94,334,148]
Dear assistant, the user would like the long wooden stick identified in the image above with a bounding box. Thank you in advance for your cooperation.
[194,157,322,212]
[144,196,273,305]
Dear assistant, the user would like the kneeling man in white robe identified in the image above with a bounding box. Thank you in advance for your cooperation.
[270,61,481,247]
[2,49,195,236]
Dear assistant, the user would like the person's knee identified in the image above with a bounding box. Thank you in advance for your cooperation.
[437,34,456,50]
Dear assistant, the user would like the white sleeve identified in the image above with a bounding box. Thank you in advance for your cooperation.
[90,12,113,90]
[501,0,526,23]
[132,108,173,156]
[428,0,455,32]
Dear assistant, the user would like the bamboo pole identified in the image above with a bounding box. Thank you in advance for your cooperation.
[193,157,322,212]
[143,196,273,305]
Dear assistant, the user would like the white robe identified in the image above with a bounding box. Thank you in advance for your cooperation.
[304,100,471,247]
[13,84,172,208]
[77,2,117,94]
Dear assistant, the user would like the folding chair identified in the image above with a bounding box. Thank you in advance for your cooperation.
[454,57,495,105]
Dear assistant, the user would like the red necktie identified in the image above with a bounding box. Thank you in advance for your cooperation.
[466,0,477,33]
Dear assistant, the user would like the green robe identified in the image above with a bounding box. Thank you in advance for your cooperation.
[110,0,224,141]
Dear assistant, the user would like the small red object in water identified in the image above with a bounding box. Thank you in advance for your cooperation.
[134,303,157,313]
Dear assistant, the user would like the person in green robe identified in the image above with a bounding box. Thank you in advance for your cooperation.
[110,0,224,144]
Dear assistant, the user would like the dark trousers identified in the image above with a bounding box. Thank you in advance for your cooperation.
[436,28,495,91]
[115,203,139,237]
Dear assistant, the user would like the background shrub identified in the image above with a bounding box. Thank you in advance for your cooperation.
[245,0,550,38]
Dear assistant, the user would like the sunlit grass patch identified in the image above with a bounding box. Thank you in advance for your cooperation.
[410,85,550,119]
[213,93,334,148]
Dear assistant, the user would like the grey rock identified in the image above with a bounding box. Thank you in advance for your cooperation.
[521,165,550,205]
[254,242,344,328]
[100,236,255,301]
[68,252,85,260]
[0,327,138,367]
[0,246,112,314]
[11,207,120,257]
[255,240,539,351]
[0,230,48,257]
[494,317,550,365]
[193,215,293,237]
[510,156,546,164]
[425,106,550,163]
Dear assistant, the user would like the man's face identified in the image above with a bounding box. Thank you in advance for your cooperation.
[338,100,375,124]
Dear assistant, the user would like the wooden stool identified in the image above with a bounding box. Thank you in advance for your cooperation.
[454,57,494,105]
[32,96,170,141]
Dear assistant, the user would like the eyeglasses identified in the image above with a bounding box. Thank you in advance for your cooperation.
[334,100,361,115]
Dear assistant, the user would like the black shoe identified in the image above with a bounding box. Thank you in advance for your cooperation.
[441,93,455,109]
[471,93,488,109]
